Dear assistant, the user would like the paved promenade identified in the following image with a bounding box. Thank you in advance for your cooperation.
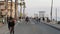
[0,19,60,34]
[0,23,4,27]
[44,22,60,31]
[0,24,8,34]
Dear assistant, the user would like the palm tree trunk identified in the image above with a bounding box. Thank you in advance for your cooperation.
[23,7,25,18]
[15,0,17,18]
[10,0,12,17]
[20,6,22,17]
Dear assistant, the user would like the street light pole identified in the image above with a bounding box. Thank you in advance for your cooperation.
[56,8,57,23]
[51,0,53,22]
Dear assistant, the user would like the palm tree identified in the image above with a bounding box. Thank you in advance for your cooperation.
[15,0,18,18]
[10,0,12,17]
[23,2,26,18]
[20,2,23,17]
[5,0,8,16]
[20,0,24,1]
[0,5,1,17]
[20,0,26,18]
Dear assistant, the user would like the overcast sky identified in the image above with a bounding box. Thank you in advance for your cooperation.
[25,0,60,8]
[0,0,60,20]
[25,0,60,18]
[15,0,60,20]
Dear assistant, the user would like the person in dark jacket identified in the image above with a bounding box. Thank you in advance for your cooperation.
[38,18,41,22]
[25,17,29,22]
[7,17,15,34]
[25,17,29,24]
[42,17,45,21]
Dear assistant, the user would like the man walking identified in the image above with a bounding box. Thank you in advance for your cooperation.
[25,17,29,24]
[7,17,15,34]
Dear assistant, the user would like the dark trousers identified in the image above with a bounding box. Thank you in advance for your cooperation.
[8,26,14,34]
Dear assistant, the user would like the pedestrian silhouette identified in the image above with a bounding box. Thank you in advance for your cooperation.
[7,17,15,34]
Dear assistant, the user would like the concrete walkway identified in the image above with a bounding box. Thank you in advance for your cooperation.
[0,20,60,34]
[0,23,4,27]
[7,22,60,34]
[0,19,25,34]
[0,24,8,34]
[43,21,60,31]
[0,20,19,34]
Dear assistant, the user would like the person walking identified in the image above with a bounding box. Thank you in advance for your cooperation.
[7,17,15,34]
[25,17,29,24]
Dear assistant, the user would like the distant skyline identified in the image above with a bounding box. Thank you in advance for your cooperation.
[25,0,60,21]
[14,0,60,20]
[25,0,60,16]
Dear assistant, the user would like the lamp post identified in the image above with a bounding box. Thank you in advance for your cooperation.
[56,8,57,23]
[51,0,53,22]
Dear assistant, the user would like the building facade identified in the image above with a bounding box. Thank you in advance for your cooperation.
[7,2,15,18]
[0,0,18,23]
[0,0,6,17]
[0,0,17,18]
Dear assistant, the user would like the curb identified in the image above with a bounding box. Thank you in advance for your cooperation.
[44,23,60,31]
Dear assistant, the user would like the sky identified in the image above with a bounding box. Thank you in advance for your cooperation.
[13,0,60,20]
[25,0,60,20]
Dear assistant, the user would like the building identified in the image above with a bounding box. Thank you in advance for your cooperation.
[39,11,45,18]
[39,11,46,21]
[34,13,38,18]
[0,0,6,17]
[0,0,18,23]
[0,0,18,18]
[0,0,7,23]
[7,2,15,18]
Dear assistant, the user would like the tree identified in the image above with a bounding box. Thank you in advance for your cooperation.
[23,2,26,18]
